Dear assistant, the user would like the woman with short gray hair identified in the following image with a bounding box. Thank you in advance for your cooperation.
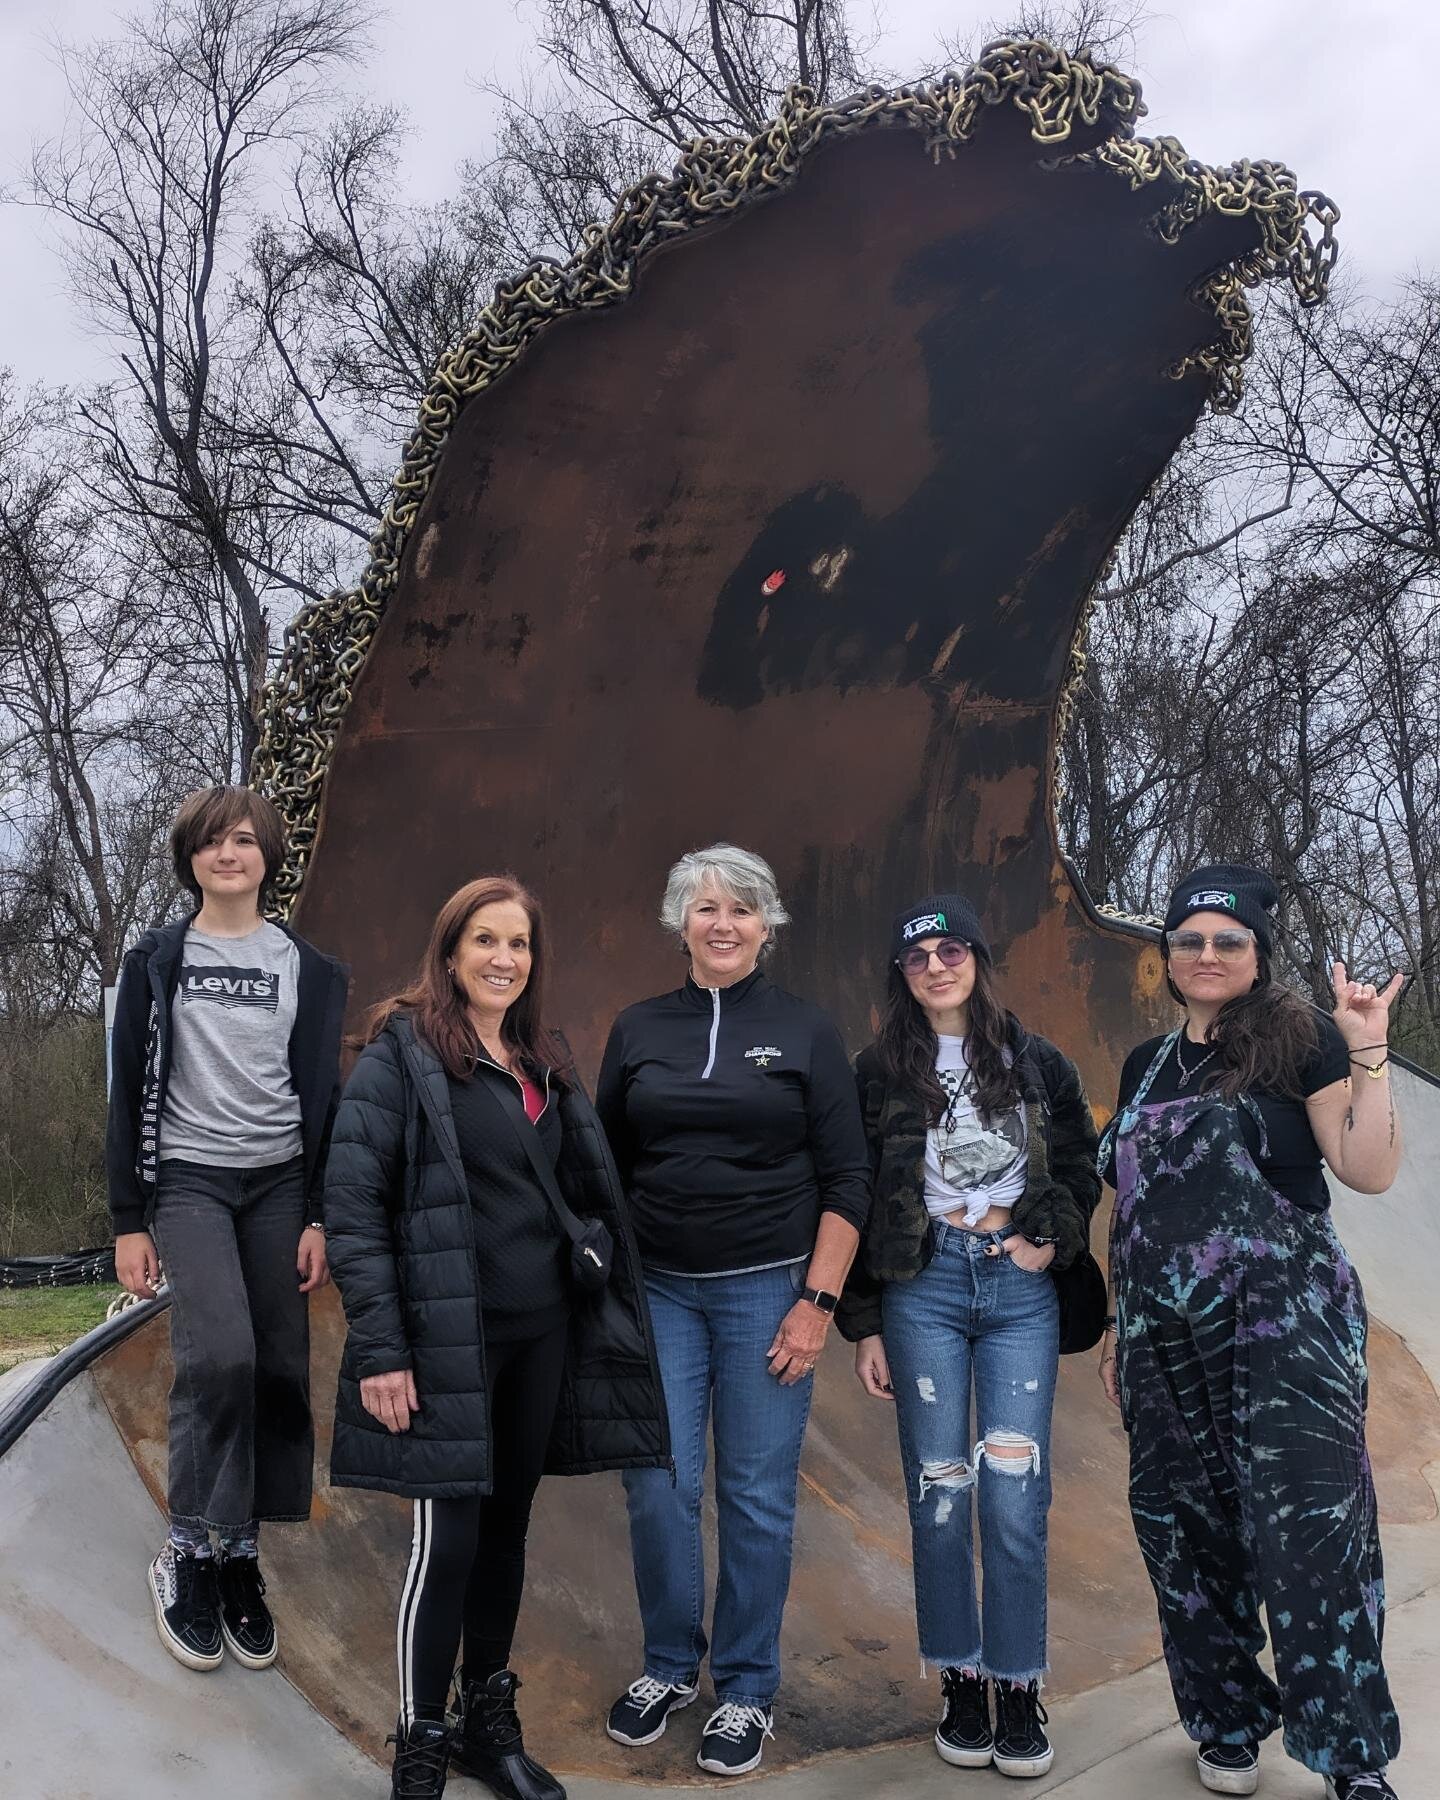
[596,844,871,1777]
[657,844,791,950]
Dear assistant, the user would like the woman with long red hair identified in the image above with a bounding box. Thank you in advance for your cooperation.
[326,877,668,1800]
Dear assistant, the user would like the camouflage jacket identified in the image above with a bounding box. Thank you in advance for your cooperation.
[835,1023,1100,1343]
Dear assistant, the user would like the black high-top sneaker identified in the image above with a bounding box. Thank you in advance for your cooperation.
[387,1718,451,1800]
[935,1667,993,1767]
[1197,1740,1260,1794]
[148,1543,223,1671]
[606,1673,700,1745]
[450,1670,565,1800]
[216,1551,277,1668]
[1325,1774,1399,1800]
[992,1679,1054,1778]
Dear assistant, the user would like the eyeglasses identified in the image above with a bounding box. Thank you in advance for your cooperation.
[896,939,972,977]
[1165,928,1256,963]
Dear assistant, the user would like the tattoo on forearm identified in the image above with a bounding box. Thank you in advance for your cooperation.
[1389,1095,1396,1147]
[1345,1104,1355,1133]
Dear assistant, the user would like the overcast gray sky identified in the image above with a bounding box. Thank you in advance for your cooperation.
[3,0,1437,396]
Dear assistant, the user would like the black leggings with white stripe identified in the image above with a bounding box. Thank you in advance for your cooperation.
[398,1320,570,1725]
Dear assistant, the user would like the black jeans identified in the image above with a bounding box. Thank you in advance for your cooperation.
[397,1320,570,1724]
[151,1157,312,1530]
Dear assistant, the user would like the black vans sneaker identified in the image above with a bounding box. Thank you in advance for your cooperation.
[696,1702,774,1776]
[216,1551,277,1668]
[606,1673,699,1746]
[148,1543,223,1671]
[936,1667,993,1767]
[1198,1740,1260,1794]
[387,1718,451,1800]
[992,1680,1054,1778]
[1325,1774,1398,1800]
[451,1670,564,1800]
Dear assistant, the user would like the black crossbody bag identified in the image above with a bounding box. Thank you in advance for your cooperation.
[485,1076,614,1296]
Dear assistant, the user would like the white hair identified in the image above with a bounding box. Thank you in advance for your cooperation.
[660,844,790,957]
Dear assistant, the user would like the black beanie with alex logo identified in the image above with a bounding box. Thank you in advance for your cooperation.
[1162,863,1279,957]
[891,893,991,965]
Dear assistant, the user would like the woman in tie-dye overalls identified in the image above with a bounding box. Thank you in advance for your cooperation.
[1098,865,1406,1800]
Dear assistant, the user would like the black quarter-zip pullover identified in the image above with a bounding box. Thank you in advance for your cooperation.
[595,969,871,1275]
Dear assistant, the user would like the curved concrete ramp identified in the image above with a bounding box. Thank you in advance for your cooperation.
[77,1253,1440,1787]
[0,1371,375,1799]
[2,1066,1433,1796]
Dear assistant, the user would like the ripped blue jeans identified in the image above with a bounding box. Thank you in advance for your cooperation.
[882,1220,1059,1681]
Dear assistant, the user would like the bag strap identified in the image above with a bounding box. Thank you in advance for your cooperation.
[482,1067,590,1250]
[1099,1028,1180,1166]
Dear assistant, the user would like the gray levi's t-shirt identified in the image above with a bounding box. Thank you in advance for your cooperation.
[159,920,303,1168]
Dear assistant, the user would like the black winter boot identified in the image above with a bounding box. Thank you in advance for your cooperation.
[450,1671,565,1800]
[387,1717,451,1799]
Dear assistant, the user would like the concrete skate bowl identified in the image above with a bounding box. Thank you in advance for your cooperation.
[5,1068,1438,1793]
[8,40,1436,1793]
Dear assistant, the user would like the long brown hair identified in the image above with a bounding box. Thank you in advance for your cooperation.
[876,955,1023,1125]
[1165,949,1320,1100]
[359,876,571,1085]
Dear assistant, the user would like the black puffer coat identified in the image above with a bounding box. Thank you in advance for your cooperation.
[326,1015,670,1499]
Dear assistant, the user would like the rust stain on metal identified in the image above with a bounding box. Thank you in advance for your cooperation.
[1135,944,1166,998]
[415,521,440,581]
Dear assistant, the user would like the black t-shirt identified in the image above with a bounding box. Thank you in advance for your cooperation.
[1110,1016,1350,1213]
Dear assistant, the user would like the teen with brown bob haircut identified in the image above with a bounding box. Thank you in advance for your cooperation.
[108,785,348,1675]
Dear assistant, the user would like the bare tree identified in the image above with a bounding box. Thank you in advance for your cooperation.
[942,2,1151,66]
[1239,279,1440,586]
[0,375,193,1005]
[469,0,876,268]
[29,0,372,766]
[228,102,505,559]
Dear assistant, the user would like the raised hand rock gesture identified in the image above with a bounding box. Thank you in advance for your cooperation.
[1330,960,1405,1052]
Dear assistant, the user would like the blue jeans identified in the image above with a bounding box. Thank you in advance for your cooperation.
[882,1221,1059,1681]
[622,1262,814,1708]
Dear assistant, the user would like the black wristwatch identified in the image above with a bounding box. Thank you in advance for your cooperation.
[801,1286,838,1314]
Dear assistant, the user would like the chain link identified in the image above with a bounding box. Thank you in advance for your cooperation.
[252,38,1337,914]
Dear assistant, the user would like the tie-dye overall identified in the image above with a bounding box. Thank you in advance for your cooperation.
[1102,1032,1399,1777]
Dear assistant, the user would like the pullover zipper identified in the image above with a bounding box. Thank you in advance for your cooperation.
[701,987,721,1079]
[477,1051,549,1121]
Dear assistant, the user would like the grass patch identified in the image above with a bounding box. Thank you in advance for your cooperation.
[0,1284,124,1373]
